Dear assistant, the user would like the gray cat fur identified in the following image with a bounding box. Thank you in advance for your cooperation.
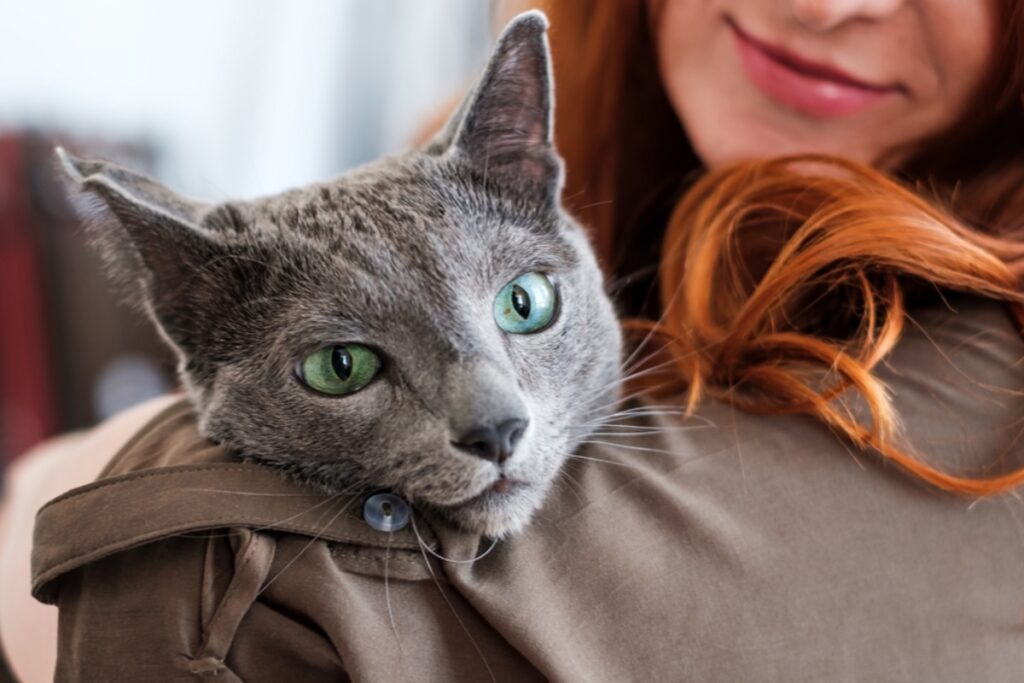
[57,11,623,538]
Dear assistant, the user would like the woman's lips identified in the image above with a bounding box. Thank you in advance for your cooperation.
[728,18,903,118]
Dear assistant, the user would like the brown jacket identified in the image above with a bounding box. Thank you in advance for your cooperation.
[31,297,1024,682]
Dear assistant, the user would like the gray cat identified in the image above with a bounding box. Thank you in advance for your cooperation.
[58,11,623,538]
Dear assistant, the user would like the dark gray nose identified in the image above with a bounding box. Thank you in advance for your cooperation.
[454,418,528,464]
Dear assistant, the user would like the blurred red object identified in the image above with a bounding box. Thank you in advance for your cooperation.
[0,134,56,462]
[0,133,175,466]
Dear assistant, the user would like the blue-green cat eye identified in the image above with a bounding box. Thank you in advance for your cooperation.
[493,272,557,334]
[299,344,381,396]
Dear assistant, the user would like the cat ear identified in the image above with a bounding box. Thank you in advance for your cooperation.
[56,147,224,355]
[431,11,561,198]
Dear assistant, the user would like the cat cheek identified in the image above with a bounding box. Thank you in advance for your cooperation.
[392,453,493,503]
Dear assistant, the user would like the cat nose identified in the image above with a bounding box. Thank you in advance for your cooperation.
[454,418,528,464]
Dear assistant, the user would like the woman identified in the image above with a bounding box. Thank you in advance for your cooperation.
[4,1,1024,680]
[540,0,1024,494]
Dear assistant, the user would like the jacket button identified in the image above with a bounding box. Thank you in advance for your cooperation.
[363,493,410,532]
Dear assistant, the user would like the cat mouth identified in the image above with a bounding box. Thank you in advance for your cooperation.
[433,476,529,511]
[488,476,519,494]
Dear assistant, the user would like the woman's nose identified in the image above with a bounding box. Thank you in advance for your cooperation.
[791,0,907,32]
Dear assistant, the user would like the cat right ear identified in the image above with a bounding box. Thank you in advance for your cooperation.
[427,11,562,200]
[56,147,224,354]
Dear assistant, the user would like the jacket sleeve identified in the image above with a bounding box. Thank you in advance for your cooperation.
[54,534,227,682]
[51,530,348,682]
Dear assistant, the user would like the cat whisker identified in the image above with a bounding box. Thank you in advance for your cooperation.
[178,488,325,497]
[256,495,357,597]
[575,440,680,457]
[591,402,695,417]
[573,198,616,214]
[565,453,647,472]
[383,531,406,664]
[171,491,355,541]
[615,271,698,379]
[618,330,720,378]
[581,420,706,432]
[577,395,679,432]
[409,515,499,565]
[574,420,688,433]
[590,334,722,420]
[610,276,700,378]
[580,358,702,418]
[580,408,688,425]
[578,407,695,427]
[410,516,497,683]
[619,335,685,379]
[578,415,706,434]
[617,309,675,380]
[555,468,586,505]
[604,262,657,295]
[579,427,704,439]
[584,353,681,409]
[580,378,670,418]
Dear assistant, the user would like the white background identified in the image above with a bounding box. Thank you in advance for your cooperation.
[0,0,492,199]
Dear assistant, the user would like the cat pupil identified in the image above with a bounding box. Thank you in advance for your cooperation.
[61,13,624,540]
[331,347,353,380]
[512,285,531,319]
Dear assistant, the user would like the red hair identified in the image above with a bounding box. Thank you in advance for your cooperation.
[528,0,1024,495]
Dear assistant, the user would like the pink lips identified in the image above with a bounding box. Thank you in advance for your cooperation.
[729,18,903,118]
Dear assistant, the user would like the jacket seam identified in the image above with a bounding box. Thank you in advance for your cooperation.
[36,518,425,586]
[194,530,274,670]
[38,465,275,510]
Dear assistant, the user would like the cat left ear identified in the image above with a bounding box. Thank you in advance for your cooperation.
[56,148,219,291]
[56,147,226,357]
[433,11,562,199]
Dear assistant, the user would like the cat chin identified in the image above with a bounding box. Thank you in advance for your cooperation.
[428,480,548,539]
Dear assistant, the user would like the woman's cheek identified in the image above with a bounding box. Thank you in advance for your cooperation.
[649,0,998,168]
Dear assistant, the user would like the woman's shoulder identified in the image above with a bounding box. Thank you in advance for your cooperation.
[455,294,1024,681]
[674,293,1024,480]
[876,294,1024,474]
[12,296,1024,681]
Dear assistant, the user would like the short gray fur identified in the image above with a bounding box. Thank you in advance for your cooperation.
[57,11,622,538]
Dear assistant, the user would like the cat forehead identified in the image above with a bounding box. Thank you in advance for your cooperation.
[230,163,444,235]
[218,155,577,267]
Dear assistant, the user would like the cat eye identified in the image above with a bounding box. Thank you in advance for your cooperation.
[493,272,557,334]
[298,343,381,396]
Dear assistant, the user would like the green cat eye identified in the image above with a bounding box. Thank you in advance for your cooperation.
[299,344,381,396]
[493,272,557,334]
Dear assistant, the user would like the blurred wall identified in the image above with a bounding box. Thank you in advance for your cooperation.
[0,0,494,462]
[0,0,492,197]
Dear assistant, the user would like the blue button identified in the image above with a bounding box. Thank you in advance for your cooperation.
[362,493,410,532]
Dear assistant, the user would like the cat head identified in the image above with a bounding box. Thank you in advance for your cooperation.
[59,11,622,538]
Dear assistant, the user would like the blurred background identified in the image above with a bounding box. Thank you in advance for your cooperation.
[0,0,506,468]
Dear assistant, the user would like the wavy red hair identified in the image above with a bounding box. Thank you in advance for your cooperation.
[523,0,1024,495]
